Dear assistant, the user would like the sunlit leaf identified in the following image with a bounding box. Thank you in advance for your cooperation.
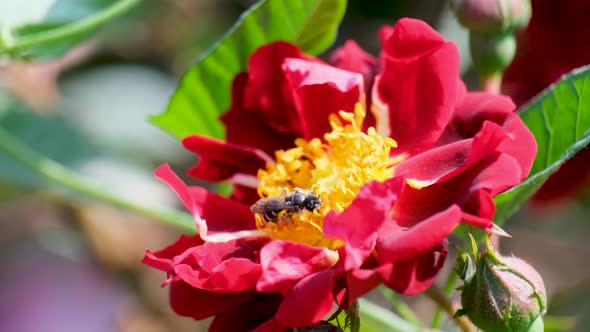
[151,0,347,140]
[494,65,590,223]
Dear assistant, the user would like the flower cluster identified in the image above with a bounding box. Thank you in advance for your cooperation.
[144,18,536,331]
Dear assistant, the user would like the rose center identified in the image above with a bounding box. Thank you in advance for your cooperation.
[254,104,397,249]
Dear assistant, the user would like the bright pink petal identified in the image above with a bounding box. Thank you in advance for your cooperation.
[183,135,271,182]
[377,205,461,263]
[257,240,338,293]
[323,179,403,270]
[379,243,448,295]
[374,18,461,154]
[172,237,268,292]
[275,270,337,328]
[283,58,364,139]
[210,292,283,332]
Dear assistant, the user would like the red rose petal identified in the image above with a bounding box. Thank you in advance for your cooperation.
[377,205,461,263]
[379,243,448,295]
[257,240,338,293]
[210,292,283,332]
[329,39,377,98]
[274,270,337,328]
[188,186,257,233]
[172,237,267,292]
[183,135,272,182]
[323,179,403,271]
[221,72,300,156]
[451,92,536,178]
[168,280,254,320]
[283,58,364,140]
[155,164,260,238]
[375,18,461,154]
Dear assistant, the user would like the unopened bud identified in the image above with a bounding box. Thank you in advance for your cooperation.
[456,235,547,332]
[451,0,531,34]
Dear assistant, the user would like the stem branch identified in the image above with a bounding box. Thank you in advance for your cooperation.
[0,127,195,233]
[1,0,142,54]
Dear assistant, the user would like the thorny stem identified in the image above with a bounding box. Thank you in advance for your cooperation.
[424,286,475,332]
[0,0,142,55]
[0,127,196,233]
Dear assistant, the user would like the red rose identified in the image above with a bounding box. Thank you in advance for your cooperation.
[145,18,536,331]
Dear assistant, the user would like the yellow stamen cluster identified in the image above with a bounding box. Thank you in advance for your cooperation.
[255,104,397,249]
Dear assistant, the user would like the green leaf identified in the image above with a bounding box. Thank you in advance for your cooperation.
[151,0,347,140]
[493,65,590,223]
[0,0,140,59]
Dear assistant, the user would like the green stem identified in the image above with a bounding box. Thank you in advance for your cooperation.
[0,127,196,233]
[425,286,474,332]
[358,298,420,332]
[0,0,142,55]
[431,272,459,328]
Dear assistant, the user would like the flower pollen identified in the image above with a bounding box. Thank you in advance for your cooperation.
[255,103,397,249]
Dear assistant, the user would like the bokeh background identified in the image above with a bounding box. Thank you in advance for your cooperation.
[1,0,589,331]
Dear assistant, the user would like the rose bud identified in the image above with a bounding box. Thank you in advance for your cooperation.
[456,235,547,332]
[451,0,531,34]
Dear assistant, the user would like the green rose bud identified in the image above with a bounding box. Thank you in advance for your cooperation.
[456,235,547,332]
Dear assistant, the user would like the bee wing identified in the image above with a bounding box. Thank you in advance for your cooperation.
[250,196,287,213]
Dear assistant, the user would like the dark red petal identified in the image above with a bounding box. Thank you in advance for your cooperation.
[142,234,203,271]
[155,164,258,237]
[221,72,299,156]
[243,41,313,133]
[172,237,268,292]
[379,243,448,295]
[375,18,461,154]
[377,205,461,263]
[275,270,337,328]
[168,280,254,319]
[183,135,271,182]
[323,179,403,271]
[283,58,364,140]
[257,240,337,293]
[210,292,283,332]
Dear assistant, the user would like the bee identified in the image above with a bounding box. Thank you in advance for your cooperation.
[250,188,323,223]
